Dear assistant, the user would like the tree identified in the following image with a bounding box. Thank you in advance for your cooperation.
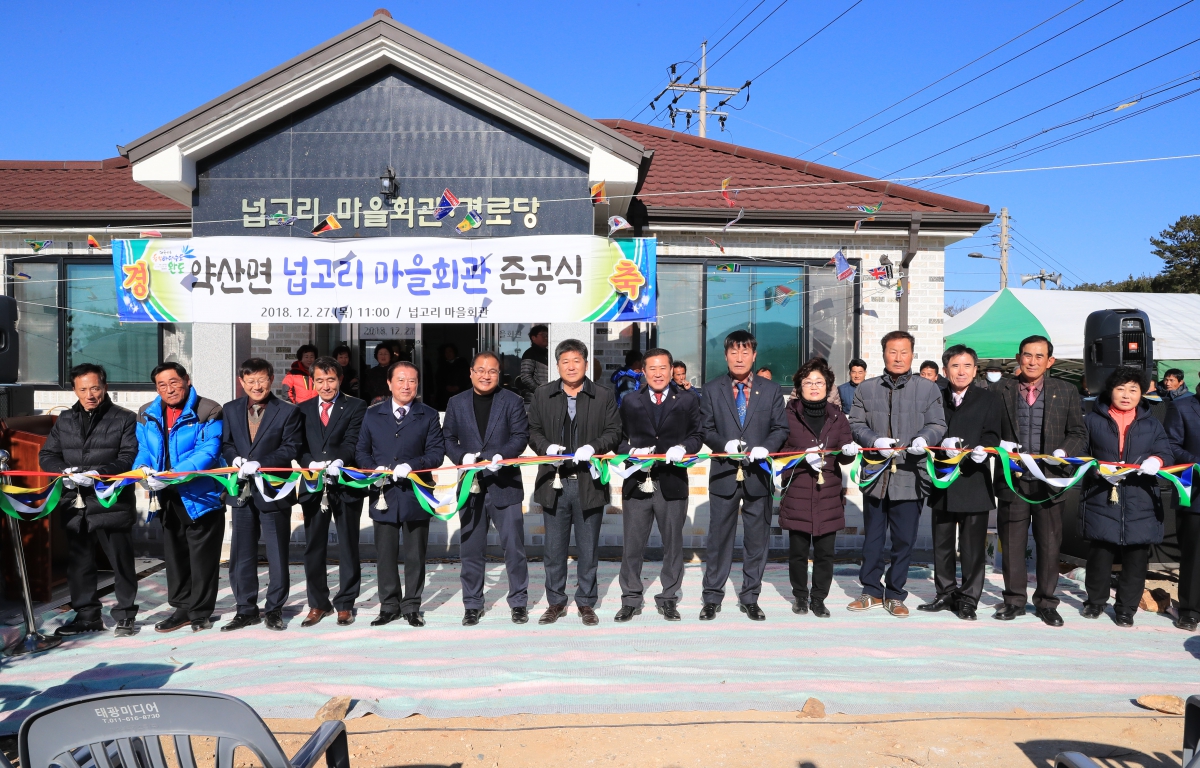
[1074,274,1169,293]
[1150,214,1200,294]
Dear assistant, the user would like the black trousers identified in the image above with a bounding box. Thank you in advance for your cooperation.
[301,495,363,612]
[859,496,922,601]
[229,501,291,616]
[620,487,687,608]
[788,530,836,603]
[1085,541,1151,616]
[930,510,989,609]
[374,519,429,615]
[703,488,772,606]
[459,494,528,610]
[66,524,139,622]
[997,498,1064,610]
[1179,512,1200,622]
[161,491,225,621]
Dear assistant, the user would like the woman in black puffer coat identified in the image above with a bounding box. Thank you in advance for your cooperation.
[1079,367,1172,627]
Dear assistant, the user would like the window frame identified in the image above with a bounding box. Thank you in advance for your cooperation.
[6,255,162,390]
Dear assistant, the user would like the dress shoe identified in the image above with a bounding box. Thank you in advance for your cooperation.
[809,599,831,618]
[579,606,599,626]
[114,618,137,637]
[847,594,882,612]
[403,612,426,627]
[191,618,212,632]
[54,617,104,637]
[1035,607,1064,627]
[613,605,641,623]
[1080,603,1105,619]
[956,605,977,621]
[154,613,191,633]
[221,613,262,632]
[265,611,285,631]
[538,604,567,625]
[698,603,721,621]
[462,608,484,626]
[883,599,909,617]
[917,596,956,613]
[1113,612,1134,628]
[657,601,681,621]
[993,604,1024,621]
[792,600,809,615]
[1174,616,1198,632]
[301,608,331,628]
[739,603,766,621]
[371,611,400,627]
[337,610,354,626]
[511,607,529,624]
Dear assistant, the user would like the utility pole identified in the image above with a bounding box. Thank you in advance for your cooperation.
[998,207,1010,290]
[653,41,746,138]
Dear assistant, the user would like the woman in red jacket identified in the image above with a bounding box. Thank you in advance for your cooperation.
[778,357,857,618]
[282,344,320,404]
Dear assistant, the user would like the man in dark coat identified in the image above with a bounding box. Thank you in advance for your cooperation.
[1165,384,1200,631]
[920,345,1002,621]
[698,330,790,622]
[615,348,704,623]
[220,358,305,632]
[527,339,622,626]
[991,335,1088,626]
[39,364,139,637]
[442,351,530,626]
[355,361,445,627]
[297,357,367,628]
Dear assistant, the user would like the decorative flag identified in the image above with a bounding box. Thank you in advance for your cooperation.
[722,207,745,231]
[868,264,893,281]
[853,216,875,232]
[715,263,741,273]
[705,237,725,254]
[720,177,737,207]
[455,209,483,234]
[591,181,607,205]
[139,230,162,238]
[829,249,856,281]
[87,234,101,249]
[895,283,905,300]
[764,285,796,310]
[607,215,632,236]
[14,272,31,281]
[25,240,51,252]
[847,201,883,214]
[269,212,297,226]
[311,214,342,236]
[435,189,460,221]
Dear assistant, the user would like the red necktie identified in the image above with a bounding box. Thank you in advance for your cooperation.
[654,391,663,405]
[321,401,332,426]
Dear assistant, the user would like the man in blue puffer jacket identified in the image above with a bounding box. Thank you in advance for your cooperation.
[134,363,225,633]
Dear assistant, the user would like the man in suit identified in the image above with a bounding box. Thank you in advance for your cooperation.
[527,339,622,626]
[297,356,367,628]
[616,348,704,622]
[355,361,445,628]
[442,351,530,626]
[838,359,867,416]
[220,358,305,632]
[1165,380,1200,631]
[672,360,701,399]
[919,345,1001,621]
[991,335,1088,626]
[698,330,789,622]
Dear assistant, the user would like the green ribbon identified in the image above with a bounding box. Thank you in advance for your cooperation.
[0,480,64,521]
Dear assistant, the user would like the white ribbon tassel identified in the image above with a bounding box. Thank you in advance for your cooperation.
[73,490,85,509]
[319,486,329,511]
[552,470,563,490]
[148,491,161,513]
[639,471,655,494]
[736,464,745,483]
[469,472,482,495]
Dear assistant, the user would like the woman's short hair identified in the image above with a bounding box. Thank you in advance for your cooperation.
[1104,366,1147,396]
[793,356,835,393]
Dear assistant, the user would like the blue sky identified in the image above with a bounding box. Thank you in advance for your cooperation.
[3,0,1197,304]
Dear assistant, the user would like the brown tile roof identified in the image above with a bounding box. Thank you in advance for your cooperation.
[599,120,989,215]
[0,157,188,215]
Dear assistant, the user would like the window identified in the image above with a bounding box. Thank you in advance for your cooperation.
[656,264,703,387]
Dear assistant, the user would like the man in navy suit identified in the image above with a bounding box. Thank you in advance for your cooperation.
[220,358,305,632]
[698,330,789,622]
[615,348,704,623]
[297,356,367,628]
[442,351,530,626]
[355,361,445,627]
[1166,387,1200,632]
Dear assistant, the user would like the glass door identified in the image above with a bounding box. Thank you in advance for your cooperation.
[703,263,803,384]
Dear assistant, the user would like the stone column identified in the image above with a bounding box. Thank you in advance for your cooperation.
[191,323,250,404]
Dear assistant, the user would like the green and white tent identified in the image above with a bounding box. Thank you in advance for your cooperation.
[943,288,1200,388]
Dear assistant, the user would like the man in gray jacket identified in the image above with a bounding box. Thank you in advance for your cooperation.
[849,331,946,617]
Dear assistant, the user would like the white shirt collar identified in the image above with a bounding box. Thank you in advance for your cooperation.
[392,399,411,418]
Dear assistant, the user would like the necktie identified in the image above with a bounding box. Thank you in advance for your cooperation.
[654,391,663,406]
[395,406,406,425]
[321,401,332,426]
[1026,386,1038,406]
[736,382,747,427]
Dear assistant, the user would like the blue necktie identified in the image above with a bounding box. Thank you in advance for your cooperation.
[736,382,747,427]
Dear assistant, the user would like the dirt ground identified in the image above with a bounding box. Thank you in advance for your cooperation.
[261,709,1187,768]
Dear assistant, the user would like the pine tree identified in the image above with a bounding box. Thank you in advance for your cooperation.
[1150,214,1200,294]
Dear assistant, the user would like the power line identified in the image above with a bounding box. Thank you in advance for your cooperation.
[703,0,792,77]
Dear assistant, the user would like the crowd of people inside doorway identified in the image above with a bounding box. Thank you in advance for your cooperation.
[37,324,1200,638]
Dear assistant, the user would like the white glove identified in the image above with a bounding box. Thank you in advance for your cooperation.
[486,454,503,473]
[462,452,478,466]
[748,446,769,462]
[326,459,344,477]
[664,445,686,463]
[970,446,988,464]
[1138,456,1163,476]
[999,440,1021,453]
[573,444,595,463]
[308,460,330,470]
[138,468,168,492]
[907,436,929,455]
[1052,449,1067,459]
[70,470,100,487]
[630,446,655,457]
[840,442,860,457]
[874,437,897,458]
[940,437,963,458]
[232,456,247,469]
[237,460,261,479]
[804,446,823,470]
[392,463,412,481]
[724,439,746,455]
[545,444,565,457]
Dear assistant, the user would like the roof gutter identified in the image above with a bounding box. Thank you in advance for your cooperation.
[898,213,922,333]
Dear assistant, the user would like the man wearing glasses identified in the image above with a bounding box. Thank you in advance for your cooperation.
[442,352,532,625]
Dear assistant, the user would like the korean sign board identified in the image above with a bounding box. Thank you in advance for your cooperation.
[112,236,656,324]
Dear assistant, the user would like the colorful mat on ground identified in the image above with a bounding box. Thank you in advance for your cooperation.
[1,562,1195,729]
